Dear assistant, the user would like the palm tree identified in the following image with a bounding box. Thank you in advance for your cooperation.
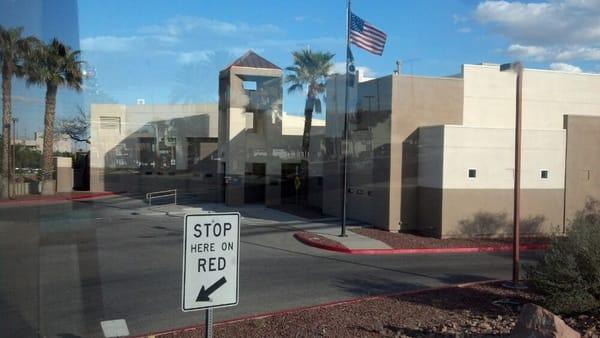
[0,26,36,197]
[285,49,334,158]
[26,38,83,194]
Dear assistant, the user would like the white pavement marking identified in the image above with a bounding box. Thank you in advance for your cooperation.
[100,319,130,337]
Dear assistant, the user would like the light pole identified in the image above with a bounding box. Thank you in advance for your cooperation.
[500,61,524,287]
[9,118,18,199]
[153,123,160,172]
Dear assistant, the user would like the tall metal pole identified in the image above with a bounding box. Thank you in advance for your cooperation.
[8,118,16,199]
[12,118,17,192]
[512,62,523,285]
[340,0,351,237]
[154,124,160,172]
[204,308,213,338]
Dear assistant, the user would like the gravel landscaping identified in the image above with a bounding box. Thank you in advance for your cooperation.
[155,281,599,338]
[352,228,550,249]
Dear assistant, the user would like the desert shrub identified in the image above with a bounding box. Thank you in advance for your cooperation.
[527,198,600,315]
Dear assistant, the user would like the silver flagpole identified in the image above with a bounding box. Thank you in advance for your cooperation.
[340,0,351,237]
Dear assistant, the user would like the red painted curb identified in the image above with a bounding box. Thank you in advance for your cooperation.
[69,191,117,200]
[294,232,549,255]
[133,279,503,338]
[294,232,350,253]
[0,191,117,207]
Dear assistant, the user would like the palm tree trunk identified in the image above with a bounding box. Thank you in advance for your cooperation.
[41,82,57,195]
[299,94,314,205]
[1,63,12,198]
[302,95,314,158]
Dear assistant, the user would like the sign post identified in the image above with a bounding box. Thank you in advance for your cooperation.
[182,212,240,337]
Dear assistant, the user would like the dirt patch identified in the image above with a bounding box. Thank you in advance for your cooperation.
[156,282,598,337]
[352,228,550,250]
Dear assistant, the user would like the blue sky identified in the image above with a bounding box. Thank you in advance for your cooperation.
[79,0,489,111]
[77,0,600,115]
[79,0,536,113]
[4,0,600,136]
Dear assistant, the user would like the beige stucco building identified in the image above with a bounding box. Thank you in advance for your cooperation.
[217,51,325,207]
[89,52,324,203]
[323,64,600,237]
[89,103,220,196]
[14,132,75,154]
[88,51,600,238]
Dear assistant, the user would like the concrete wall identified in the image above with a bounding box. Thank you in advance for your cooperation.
[281,112,325,136]
[463,64,600,130]
[89,103,218,192]
[442,126,566,190]
[347,75,392,228]
[323,74,463,231]
[324,65,600,236]
[416,127,445,233]
[417,126,444,189]
[417,125,566,237]
[321,74,358,217]
[54,157,73,193]
[390,75,464,232]
[564,115,600,227]
[218,65,285,206]
[441,189,564,238]
[34,132,74,153]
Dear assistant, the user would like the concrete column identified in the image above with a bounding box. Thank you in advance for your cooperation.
[54,157,73,193]
[265,160,281,207]
[176,135,187,171]
[224,107,247,206]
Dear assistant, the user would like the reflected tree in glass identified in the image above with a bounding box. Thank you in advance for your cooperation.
[0,25,36,197]
[25,38,83,194]
[285,48,334,158]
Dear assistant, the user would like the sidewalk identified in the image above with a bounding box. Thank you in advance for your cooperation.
[0,191,116,207]
[134,203,389,250]
[294,227,550,255]
[141,204,549,256]
[296,225,392,250]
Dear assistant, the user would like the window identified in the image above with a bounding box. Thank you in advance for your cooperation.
[243,80,257,91]
[100,116,121,132]
[468,168,477,179]
[541,170,549,179]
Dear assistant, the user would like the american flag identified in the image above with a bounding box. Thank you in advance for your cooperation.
[349,12,387,56]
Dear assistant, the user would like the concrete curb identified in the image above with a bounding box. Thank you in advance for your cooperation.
[293,232,549,255]
[134,279,504,338]
[69,191,118,200]
[0,191,117,207]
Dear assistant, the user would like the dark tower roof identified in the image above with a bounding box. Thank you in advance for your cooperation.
[223,50,281,71]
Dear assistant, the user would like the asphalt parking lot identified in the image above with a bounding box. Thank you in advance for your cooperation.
[0,194,539,337]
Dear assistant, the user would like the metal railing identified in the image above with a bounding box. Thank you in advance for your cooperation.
[146,189,177,206]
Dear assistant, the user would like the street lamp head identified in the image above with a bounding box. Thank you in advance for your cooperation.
[500,63,513,72]
[500,61,523,73]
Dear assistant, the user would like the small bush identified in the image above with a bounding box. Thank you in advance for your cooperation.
[527,198,600,315]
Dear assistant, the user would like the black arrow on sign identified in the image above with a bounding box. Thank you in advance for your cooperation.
[196,277,227,302]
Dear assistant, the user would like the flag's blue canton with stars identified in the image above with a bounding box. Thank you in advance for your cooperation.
[350,12,387,56]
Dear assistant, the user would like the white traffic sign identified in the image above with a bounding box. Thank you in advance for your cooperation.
[182,212,240,312]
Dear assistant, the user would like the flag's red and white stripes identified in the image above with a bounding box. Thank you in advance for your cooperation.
[349,13,387,56]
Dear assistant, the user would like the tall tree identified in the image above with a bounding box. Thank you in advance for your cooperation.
[0,26,35,197]
[56,106,90,144]
[285,49,334,158]
[26,38,83,194]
